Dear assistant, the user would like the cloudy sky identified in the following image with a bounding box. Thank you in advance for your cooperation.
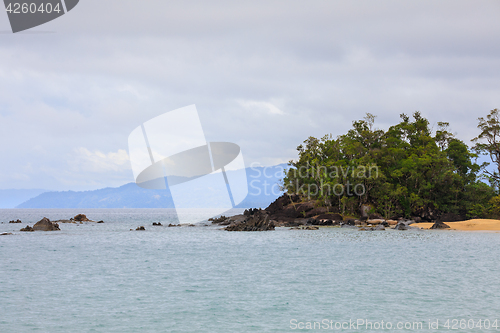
[0,0,499,190]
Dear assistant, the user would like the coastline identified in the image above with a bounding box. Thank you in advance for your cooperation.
[410,219,500,231]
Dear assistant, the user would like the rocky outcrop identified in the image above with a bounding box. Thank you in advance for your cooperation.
[225,210,275,231]
[33,217,60,231]
[1,232,13,235]
[20,225,34,232]
[9,219,22,223]
[73,214,90,222]
[136,226,145,230]
[208,216,228,224]
[152,222,162,226]
[430,221,450,229]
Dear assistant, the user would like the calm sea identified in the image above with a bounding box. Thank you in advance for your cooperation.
[1,209,500,332]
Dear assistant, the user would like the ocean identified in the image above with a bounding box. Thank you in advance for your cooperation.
[1,209,500,332]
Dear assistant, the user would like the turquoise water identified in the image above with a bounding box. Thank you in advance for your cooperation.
[1,209,500,332]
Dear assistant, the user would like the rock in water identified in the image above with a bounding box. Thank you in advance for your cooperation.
[33,217,60,231]
[136,226,145,230]
[394,222,408,230]
[20,225,34,232]
[225,211,275,231]
[9,219,22,223]
[430,221,450,229]
[73,214,90,222]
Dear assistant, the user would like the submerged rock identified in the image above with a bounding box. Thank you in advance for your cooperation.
[33,217,60,231]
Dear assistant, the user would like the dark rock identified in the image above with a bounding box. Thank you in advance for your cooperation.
[152,222,163,226]
[380,221,390,227]
[316,213,343,221]
[209,215,228,223]
[20,225,34,232]
[305,207,328,218]
[265,194,300,216]
[374,224,386,230]
[33,217,60,231]
[225,211,275,231]
[97,220,104,223]
[73,214,90,222]
[430,221,450,229]
[136,226,145,230]
[394,222,408,230]
[9,219,22,223]
[0,232,13,235]
[343,219,356,226]
[168,224,180,227]
[369,213,383,219]
[305,226,319,230]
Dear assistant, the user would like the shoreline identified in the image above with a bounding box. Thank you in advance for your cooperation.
[410,219,500,231]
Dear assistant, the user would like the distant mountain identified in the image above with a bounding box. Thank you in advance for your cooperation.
[0,189,48,209]
[16,165,288,209]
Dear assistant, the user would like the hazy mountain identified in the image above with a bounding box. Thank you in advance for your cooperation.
[16,165,287,209]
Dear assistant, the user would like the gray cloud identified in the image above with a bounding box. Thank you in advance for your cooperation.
[0,0,499,190]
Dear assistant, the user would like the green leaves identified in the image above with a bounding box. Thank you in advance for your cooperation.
[283,111,495,219]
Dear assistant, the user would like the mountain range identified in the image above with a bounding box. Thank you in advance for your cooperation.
[9,164,287,209]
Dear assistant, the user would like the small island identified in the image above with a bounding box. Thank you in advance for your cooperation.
[220,109,500,232]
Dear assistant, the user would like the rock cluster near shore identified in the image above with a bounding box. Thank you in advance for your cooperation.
[224,209,275,231]
[210,194,427,231]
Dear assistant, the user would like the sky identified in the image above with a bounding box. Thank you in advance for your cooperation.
[0,0,499,191]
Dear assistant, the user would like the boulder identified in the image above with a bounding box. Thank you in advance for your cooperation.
[20,225,34,232]
[343,219,356,226]
[369,213,383,219]
[0,232,13,235]
[33,217,60,231]
[316,213,343,221]
[225,211,275,231]
[152,222,162,226]
[97,220,104,223]
[73,214,90,222]
[430,221,450,229]
[167,224,180,227]
[394,222,408,230]
[9,219,22,223]
[136,226,145,230]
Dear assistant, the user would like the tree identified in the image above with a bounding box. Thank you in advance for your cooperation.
[472,108,500,185]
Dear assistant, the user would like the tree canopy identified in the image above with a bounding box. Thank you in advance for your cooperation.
[283,111,497,220]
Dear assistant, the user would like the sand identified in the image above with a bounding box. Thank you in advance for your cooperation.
[410,219,500,231]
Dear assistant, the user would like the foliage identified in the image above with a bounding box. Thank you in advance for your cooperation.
[284,111,495,219]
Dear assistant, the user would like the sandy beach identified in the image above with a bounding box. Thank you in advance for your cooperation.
[411,219,500,231]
